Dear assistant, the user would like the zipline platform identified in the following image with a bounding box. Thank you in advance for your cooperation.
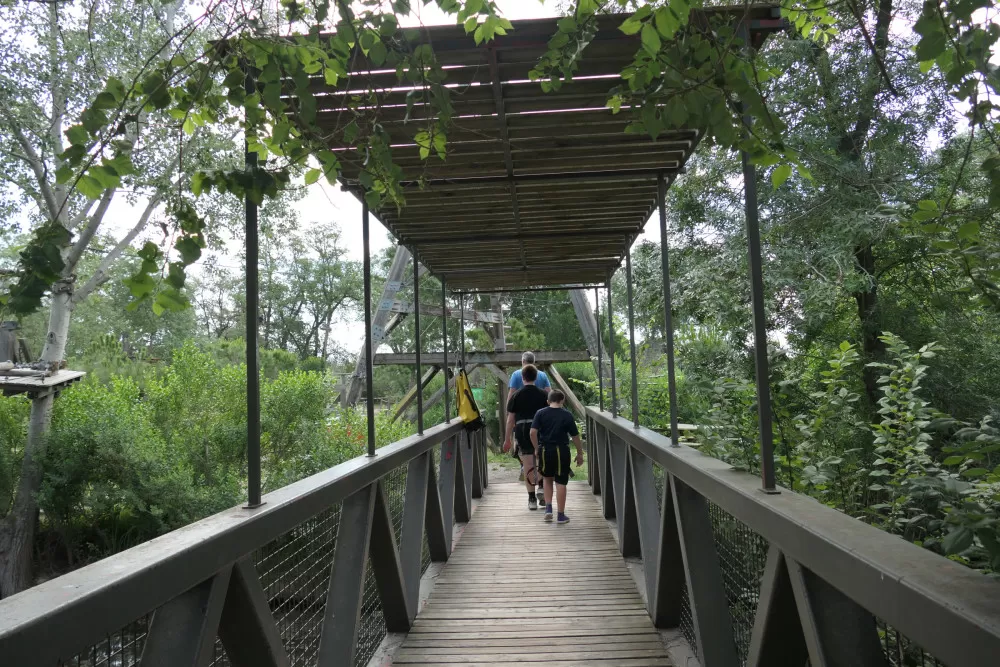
[0,369,85,398]
[396,482,672,666]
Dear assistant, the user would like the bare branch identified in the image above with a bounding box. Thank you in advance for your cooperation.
[63,187,116,273]
[73,191,163,304]
[48,1,68,214]
[68,199,98,229]
[0,102,60,221]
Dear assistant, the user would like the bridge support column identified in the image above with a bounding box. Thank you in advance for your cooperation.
[608,435,640,557]
[657,173,681,447]
[362,200,376,458]
[607,277,618,416]
[595,286,604,412]
[625,246,640,427]
[671,475,739,666]
[738,24,777,492]
[413,247,424,434]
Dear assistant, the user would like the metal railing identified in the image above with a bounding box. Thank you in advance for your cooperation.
[0,421,490,667]
[586,407,1000,667]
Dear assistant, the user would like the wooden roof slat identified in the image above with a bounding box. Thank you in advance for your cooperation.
[294,8,782,290]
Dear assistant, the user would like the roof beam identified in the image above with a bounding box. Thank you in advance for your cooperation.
[388,300,503,324]
[489,47,525,271]
[412,229,632,246]
[374,350,590,366]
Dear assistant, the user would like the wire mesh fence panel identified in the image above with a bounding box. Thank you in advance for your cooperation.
[879,621,949,667]
[58,616,150,667]
[209,641,229,667]
[708,500,769,665]
[256,504,342,667]
[679,579,697,659]
[652,462,665,511]
[383,464,407,548]
[354,560,385,667]
[421,524,432,576]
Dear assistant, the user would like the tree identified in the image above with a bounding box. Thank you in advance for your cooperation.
[0,0,243,595]
[259,220,362,361]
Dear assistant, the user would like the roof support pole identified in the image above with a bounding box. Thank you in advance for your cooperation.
[607,276,618,417]
[412,248,424,434]
[460,293,466,370]
[363,199,376,457]
[595,287,604,412]
[625,247,640,428]
[243,65,262,508]
[442,277,450,422]
[739,23,777,493]
[657,174,681,447]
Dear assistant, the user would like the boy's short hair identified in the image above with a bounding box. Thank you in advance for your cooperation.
[522,364,538,382]
[548,390,566,404]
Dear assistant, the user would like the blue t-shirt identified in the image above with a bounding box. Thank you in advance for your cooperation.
[509,369,550,391]
[531,406,579,446]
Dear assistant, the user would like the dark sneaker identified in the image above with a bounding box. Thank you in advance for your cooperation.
[528,497,538,511]
[557,514,570,524]
[543,512,553,523]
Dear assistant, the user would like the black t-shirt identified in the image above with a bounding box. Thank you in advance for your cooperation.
[507,385,548,421]
[531,406,579,445]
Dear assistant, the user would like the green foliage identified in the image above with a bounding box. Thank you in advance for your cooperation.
[793,342,869,513]
[1,338,415,571]
[0,395,28,516]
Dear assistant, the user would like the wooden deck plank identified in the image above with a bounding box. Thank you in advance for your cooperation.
[399,482,671,664]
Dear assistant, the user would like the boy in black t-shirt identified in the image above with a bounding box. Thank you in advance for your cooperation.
[504,364,549,510]
[530,391,584,524]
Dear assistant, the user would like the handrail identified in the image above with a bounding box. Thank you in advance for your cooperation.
[586,407,1000,667]
[0,419,479,666]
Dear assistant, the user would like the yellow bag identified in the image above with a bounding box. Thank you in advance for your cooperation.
[455,367,484,432]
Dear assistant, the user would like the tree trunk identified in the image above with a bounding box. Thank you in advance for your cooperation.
[853,244,885,408]
[0,285,73,597]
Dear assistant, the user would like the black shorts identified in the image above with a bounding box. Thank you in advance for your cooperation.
[514,423,535,456]
[539,443,571,485]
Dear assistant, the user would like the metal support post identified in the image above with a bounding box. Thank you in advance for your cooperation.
[442,278,450,422]
[459,293,467,370]
[413,248,423,434]
[595,287,603,412]
[625,249,640,428]
[657,174,680,447]
[244,67,262,508]
[362,200,376,457]
[607,277,618,416]
[738,24,777,492]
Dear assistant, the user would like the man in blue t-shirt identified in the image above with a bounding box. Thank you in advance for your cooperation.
[508,351,551,392]
[530,390,584,524]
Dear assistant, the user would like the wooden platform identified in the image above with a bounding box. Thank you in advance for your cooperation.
[396,482,672,666]
[0,370,85,397]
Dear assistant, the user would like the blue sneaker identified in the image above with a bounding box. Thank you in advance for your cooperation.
[557,513,570,524]
[544,511,553,523]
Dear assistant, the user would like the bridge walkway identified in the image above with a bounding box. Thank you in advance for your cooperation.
[395,482,671,666]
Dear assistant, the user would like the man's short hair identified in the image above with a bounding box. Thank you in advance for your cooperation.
[522,364,538,383]
[549,390,566,404]
[521,351,535,364]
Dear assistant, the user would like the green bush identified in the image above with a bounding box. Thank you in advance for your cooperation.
[0,395,28,516]
[10,338,418,573]
[37,376,238,570]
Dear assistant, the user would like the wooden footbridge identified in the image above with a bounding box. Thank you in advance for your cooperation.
[2,416,998,667]
[2,7,999,667]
